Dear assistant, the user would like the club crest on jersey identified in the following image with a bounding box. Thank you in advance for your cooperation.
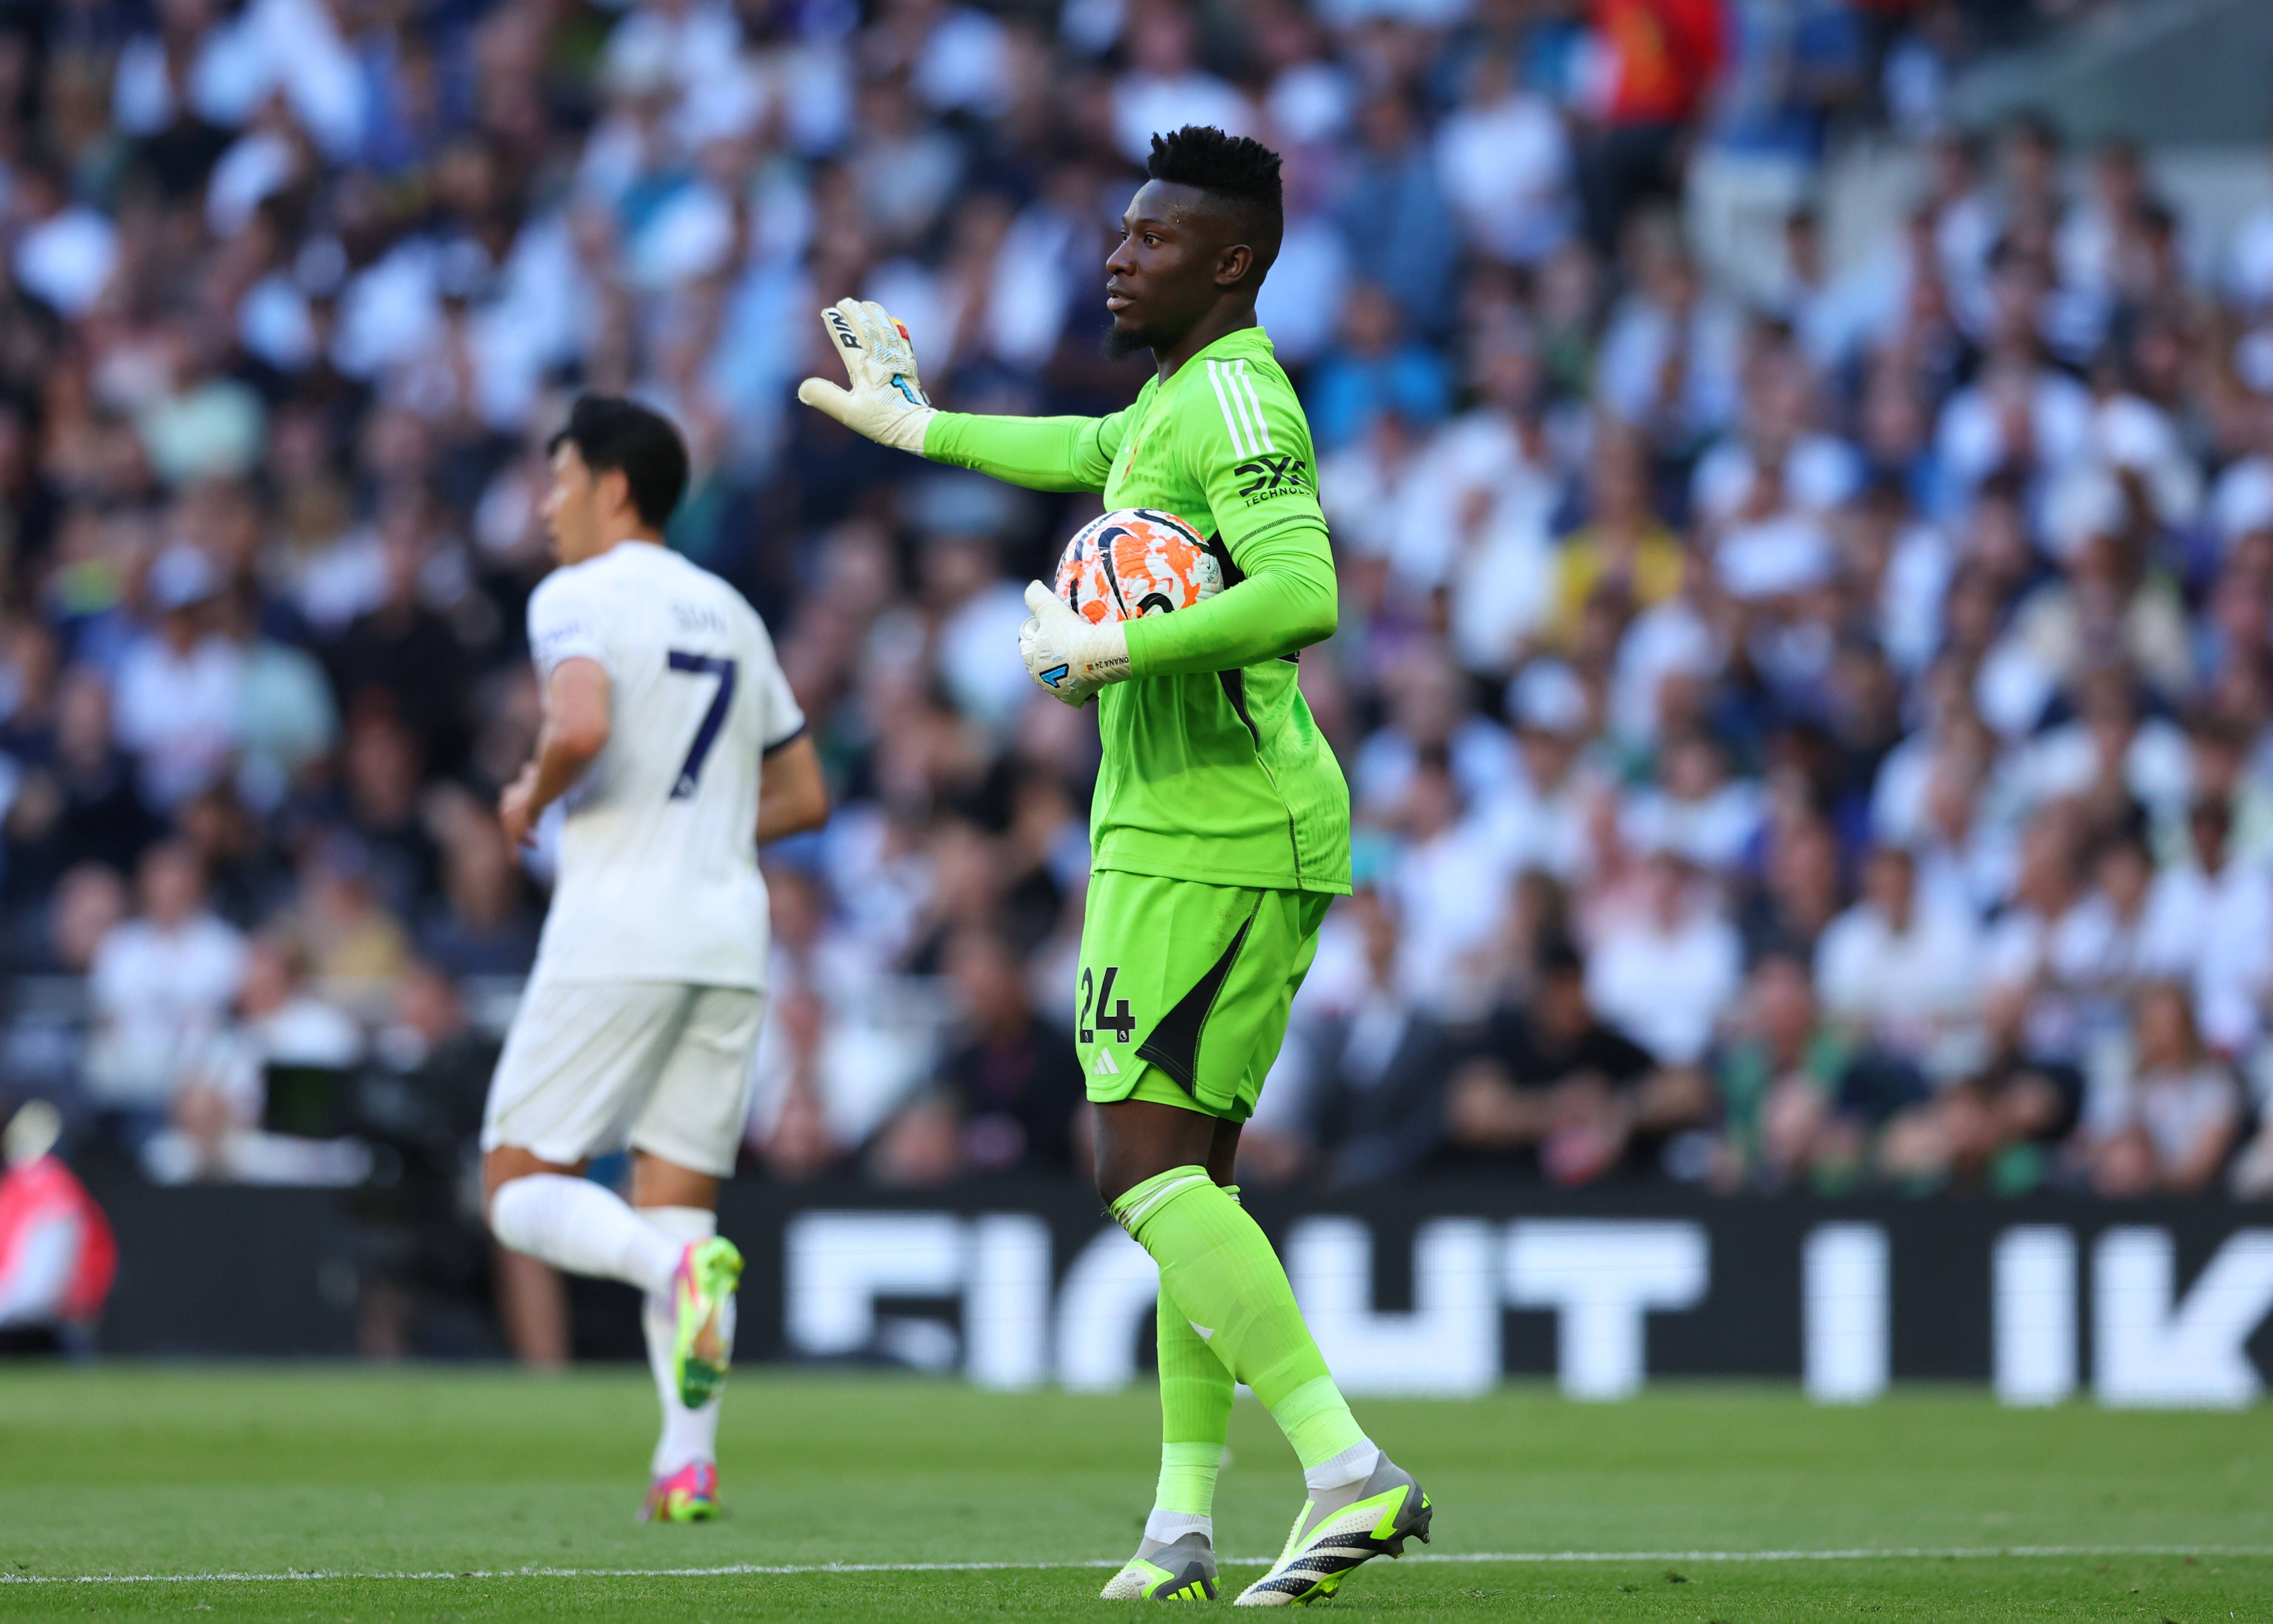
[1234,454,1311,504]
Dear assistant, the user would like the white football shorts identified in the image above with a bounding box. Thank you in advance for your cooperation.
[481,980,764,1177]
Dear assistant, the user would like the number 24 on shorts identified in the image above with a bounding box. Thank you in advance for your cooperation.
[1079,966,1137,1045]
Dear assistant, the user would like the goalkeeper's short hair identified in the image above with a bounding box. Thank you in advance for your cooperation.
[1146,125,1284,281]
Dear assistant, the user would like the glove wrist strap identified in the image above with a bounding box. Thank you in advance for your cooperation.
[883,406,936,457]
[1083,622,1132,684]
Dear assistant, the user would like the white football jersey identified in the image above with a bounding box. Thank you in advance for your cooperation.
[523,542,803,989]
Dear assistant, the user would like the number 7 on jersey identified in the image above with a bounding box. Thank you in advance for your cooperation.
[666,650,738,798]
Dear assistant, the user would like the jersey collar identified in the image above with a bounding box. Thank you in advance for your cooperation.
[1161,324,1274,392]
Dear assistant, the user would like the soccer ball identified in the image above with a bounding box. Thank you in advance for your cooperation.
[1052,508,1223,625]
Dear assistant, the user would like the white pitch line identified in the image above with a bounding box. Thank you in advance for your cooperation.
[5,1546,2271,1585]
[0,1562,1124,1586]
[1403,1546,2273,1564]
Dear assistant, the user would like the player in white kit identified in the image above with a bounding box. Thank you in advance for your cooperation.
[482,396,828,1522]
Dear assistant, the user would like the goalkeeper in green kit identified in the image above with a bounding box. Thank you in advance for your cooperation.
[798,125,1430,1606]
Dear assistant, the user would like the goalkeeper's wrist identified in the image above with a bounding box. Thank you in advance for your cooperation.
[1087,636,1132,684]
[884,404,936,456]
[1117,616,1155,680]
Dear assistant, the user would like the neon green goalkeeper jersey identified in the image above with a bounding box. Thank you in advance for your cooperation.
[926,326,1350,895]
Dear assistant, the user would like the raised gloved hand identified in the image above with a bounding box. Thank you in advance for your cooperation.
[1018,581,1133,706]
[795,298,935,454]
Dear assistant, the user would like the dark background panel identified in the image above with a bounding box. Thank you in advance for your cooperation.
[79,1172,2273,1387]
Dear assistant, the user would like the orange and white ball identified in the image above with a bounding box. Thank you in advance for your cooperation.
[1052,508,1223,625]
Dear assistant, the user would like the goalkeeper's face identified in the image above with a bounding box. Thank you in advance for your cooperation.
[1104,180,1250,359]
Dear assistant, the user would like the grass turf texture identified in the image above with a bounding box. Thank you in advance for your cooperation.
[0,1369,2268,1620]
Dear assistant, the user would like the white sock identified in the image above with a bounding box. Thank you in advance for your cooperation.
[1144,1509,1212,1546]
[488,1173,683,1297]
[640,1204,729,1476]
[1303,1438,1381,1495]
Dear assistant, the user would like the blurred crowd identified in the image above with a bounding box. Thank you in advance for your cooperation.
[0,0,2264,1229]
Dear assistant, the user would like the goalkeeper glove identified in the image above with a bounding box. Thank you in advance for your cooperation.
[1019,580,1132,706]
[795,298,935,454]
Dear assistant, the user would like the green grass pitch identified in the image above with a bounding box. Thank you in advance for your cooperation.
[1,1367,2268,1620]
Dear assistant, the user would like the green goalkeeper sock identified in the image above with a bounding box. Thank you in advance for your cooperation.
[1153,1184,1236,1522]
[1115,1166,1368,1476]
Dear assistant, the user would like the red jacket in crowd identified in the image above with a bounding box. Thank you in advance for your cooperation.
[0,1153,116,1326]
[1592,0,1731,127]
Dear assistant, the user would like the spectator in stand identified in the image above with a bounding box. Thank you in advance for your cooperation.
[2045,823,2171,1052]
[2146,797,2273,1056]
[1277,888,1450,1189]
[417,806,540,979]
[1877,982,2082,1195]
[1,666,162,909]
[1386,752,1509,1019]
[33,864,130,980]
[144,933,366,1185]
[1585,848,1743,1068]
[1598,228,1745,453]
[275,834,413,1001]
[0,0,2267,1218]
[10,162,116,320]
[1621,731,1763,873]
[747,986,853,1186]
[2084,982,2245,1196]
[1435,50,1573,269]
[1814,843,1980,1072]
[866,923,1084,1187]
[111,546,242,812]
[1740,812,1845,962]
[1981,806,2093,1061]
[338,705,442,924]
[1306,283,1453,456]
[1479,661,1602,886]
[82,840,248,1149]
[322,494,474,778]
[224,580,338,811]
[2230,1066,2273,1201]
[1448,934,1703,1184]
[175,785,295,930]
[917,521,1036,737]
[1550,424,1686,653]
[1575,0,1730,253]
[933,925,1083,1176]
[1332,89,1463,336]
[1712,952,1859,1192]
[2,866,123,1121]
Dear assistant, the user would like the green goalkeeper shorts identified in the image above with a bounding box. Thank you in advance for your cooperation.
[1075,870,1335,1121]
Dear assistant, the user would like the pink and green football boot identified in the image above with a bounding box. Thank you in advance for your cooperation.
[642,1460,721,1523]
[672,1236,743,1408]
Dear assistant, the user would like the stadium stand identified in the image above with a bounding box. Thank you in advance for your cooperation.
[0,0,2268,1299]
